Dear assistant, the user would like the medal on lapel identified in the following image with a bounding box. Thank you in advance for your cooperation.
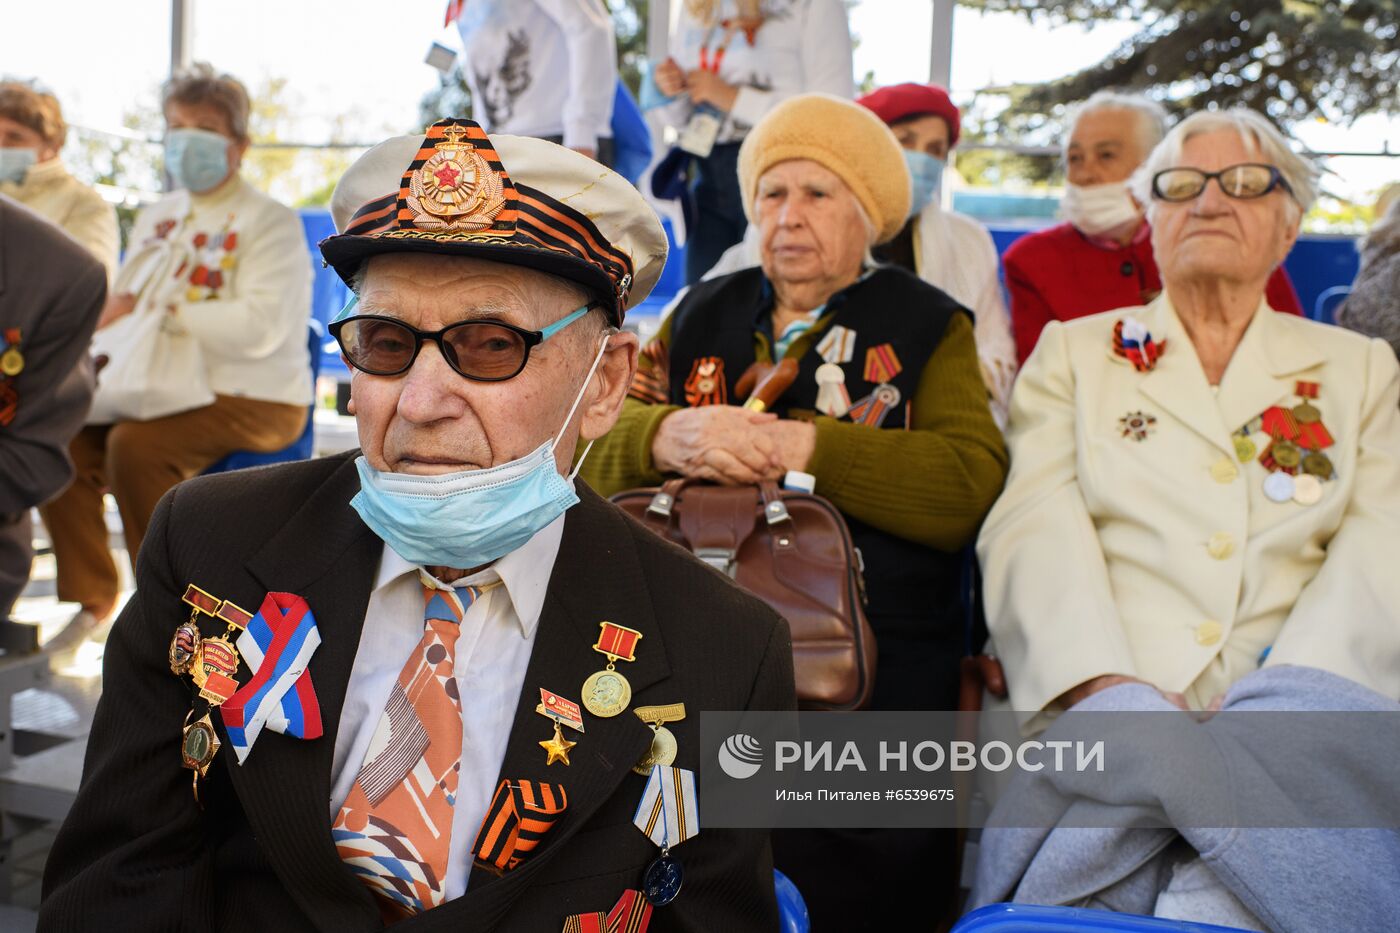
[632,703,685,776]
[814,363,851,418]
[0,328,23,377]
[632,764,699,907]
[582,622,642,718]
[173,584,252,801]
[863,343,902,384]
[683,356,727,407]
[1118,410,1157,442]
[846,383,901,427]
[1248,381,1337,506]
[815,325,855,365]
[537,688,585,766]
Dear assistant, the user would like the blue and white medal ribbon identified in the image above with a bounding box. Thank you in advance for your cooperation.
[632,764,698,906]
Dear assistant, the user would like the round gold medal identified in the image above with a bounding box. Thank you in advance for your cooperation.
[1291,401,1320,424]
[0,348,23,377]
[1302,451,1333,478]
[1233,435,1257,463]
[582,669,632,718]
[632,725,679,776]
[1271,440,1302,469]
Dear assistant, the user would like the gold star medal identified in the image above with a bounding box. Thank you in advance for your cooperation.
[632,703,686,776]
[536,688,585,767]
[181,709,222,804]
[582,622,642,718]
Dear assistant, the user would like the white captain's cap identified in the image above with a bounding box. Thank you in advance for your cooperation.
[319,118,668,324]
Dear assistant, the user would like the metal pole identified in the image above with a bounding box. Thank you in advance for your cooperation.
[648,0,671,63]
[928,0,954,88]
[170,0,192,75]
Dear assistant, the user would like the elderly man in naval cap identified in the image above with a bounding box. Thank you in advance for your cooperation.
[42,119,795,933]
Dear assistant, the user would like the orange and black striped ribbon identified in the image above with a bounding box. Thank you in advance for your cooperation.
[561,890,653,933]
[628,340,671,405]
[472,779,567,874]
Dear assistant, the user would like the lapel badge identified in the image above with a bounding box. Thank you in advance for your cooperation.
[1118,410,1157,442]
[632,764,700,907]
[632,703,686,777]
[563,890,653,933]
[537,688,585,767]
[816,325,855,365]
[863,343,902,384]
[1113,317,1167,372]
[179,585,254,707]
[683,356,727,407]
[582,622,642,718]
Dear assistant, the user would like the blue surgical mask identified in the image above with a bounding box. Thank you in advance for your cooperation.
[349,335,610,568]
[0,148,37,184]
[903,149,946,219]
[165,127,231,193]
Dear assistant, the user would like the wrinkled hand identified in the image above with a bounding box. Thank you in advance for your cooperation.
[756,418,816,473]
[654,57,687,97]
[652,406,784,485]
[684,69,739,111]
[97,293,137,330]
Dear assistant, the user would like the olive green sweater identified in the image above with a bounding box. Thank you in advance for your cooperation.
[581,309,1008,551]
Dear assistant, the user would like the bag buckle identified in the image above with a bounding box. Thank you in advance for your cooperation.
[694,547,738,578]
[764,499,791,526]
[647,491,675,517]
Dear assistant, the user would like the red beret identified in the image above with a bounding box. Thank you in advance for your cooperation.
[856,83,961,148]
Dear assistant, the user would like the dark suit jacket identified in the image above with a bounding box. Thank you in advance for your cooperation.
[0,195,106,614]
[39,451,796,931]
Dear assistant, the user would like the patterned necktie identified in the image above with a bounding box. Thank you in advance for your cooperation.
[333,572,482,920]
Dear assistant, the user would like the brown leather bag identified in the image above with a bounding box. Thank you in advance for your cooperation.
[611,478,878,710]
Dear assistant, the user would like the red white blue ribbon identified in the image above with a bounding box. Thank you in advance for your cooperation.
[220,592,323,763]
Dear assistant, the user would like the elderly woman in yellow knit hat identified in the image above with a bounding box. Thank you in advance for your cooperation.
[582,91,1006,928]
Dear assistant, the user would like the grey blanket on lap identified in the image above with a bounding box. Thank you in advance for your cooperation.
[970,666,1400,933]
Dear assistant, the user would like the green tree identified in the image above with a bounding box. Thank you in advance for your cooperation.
[963,0,1399,142]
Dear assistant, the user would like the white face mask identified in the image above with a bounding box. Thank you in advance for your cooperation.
[1061,181,1142,236]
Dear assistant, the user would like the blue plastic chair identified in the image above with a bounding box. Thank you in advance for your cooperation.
[1312,284,1352,324]
[954,904,1256,932]
[203,321,323,474]
[774,869,810,933]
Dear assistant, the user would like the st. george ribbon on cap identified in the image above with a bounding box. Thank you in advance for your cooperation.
[319,118,668,325]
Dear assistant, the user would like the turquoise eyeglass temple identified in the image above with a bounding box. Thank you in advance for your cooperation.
[538,303,591,340]
[331,295,590,339]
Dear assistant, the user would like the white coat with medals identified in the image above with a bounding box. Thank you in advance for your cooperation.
[978,292,1400,735]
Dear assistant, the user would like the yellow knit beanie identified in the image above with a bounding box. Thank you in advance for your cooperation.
[737,93,912,245]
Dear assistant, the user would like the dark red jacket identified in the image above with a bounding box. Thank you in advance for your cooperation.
[1003,221,1303,365]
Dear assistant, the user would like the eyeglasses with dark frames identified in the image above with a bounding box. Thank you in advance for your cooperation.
[328,299,598,382]
[1151,163,1293,203]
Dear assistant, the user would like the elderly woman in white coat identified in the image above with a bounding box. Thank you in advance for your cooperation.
[979,108,1400,733]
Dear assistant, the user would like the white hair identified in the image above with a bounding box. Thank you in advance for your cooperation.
[1066,90,1168,159]
[1132,108,1321,223]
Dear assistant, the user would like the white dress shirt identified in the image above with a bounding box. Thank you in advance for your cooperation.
[329,513,565,900]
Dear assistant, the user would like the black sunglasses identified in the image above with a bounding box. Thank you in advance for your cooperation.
[329,300,597,382]
[1151,163,1293,203]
